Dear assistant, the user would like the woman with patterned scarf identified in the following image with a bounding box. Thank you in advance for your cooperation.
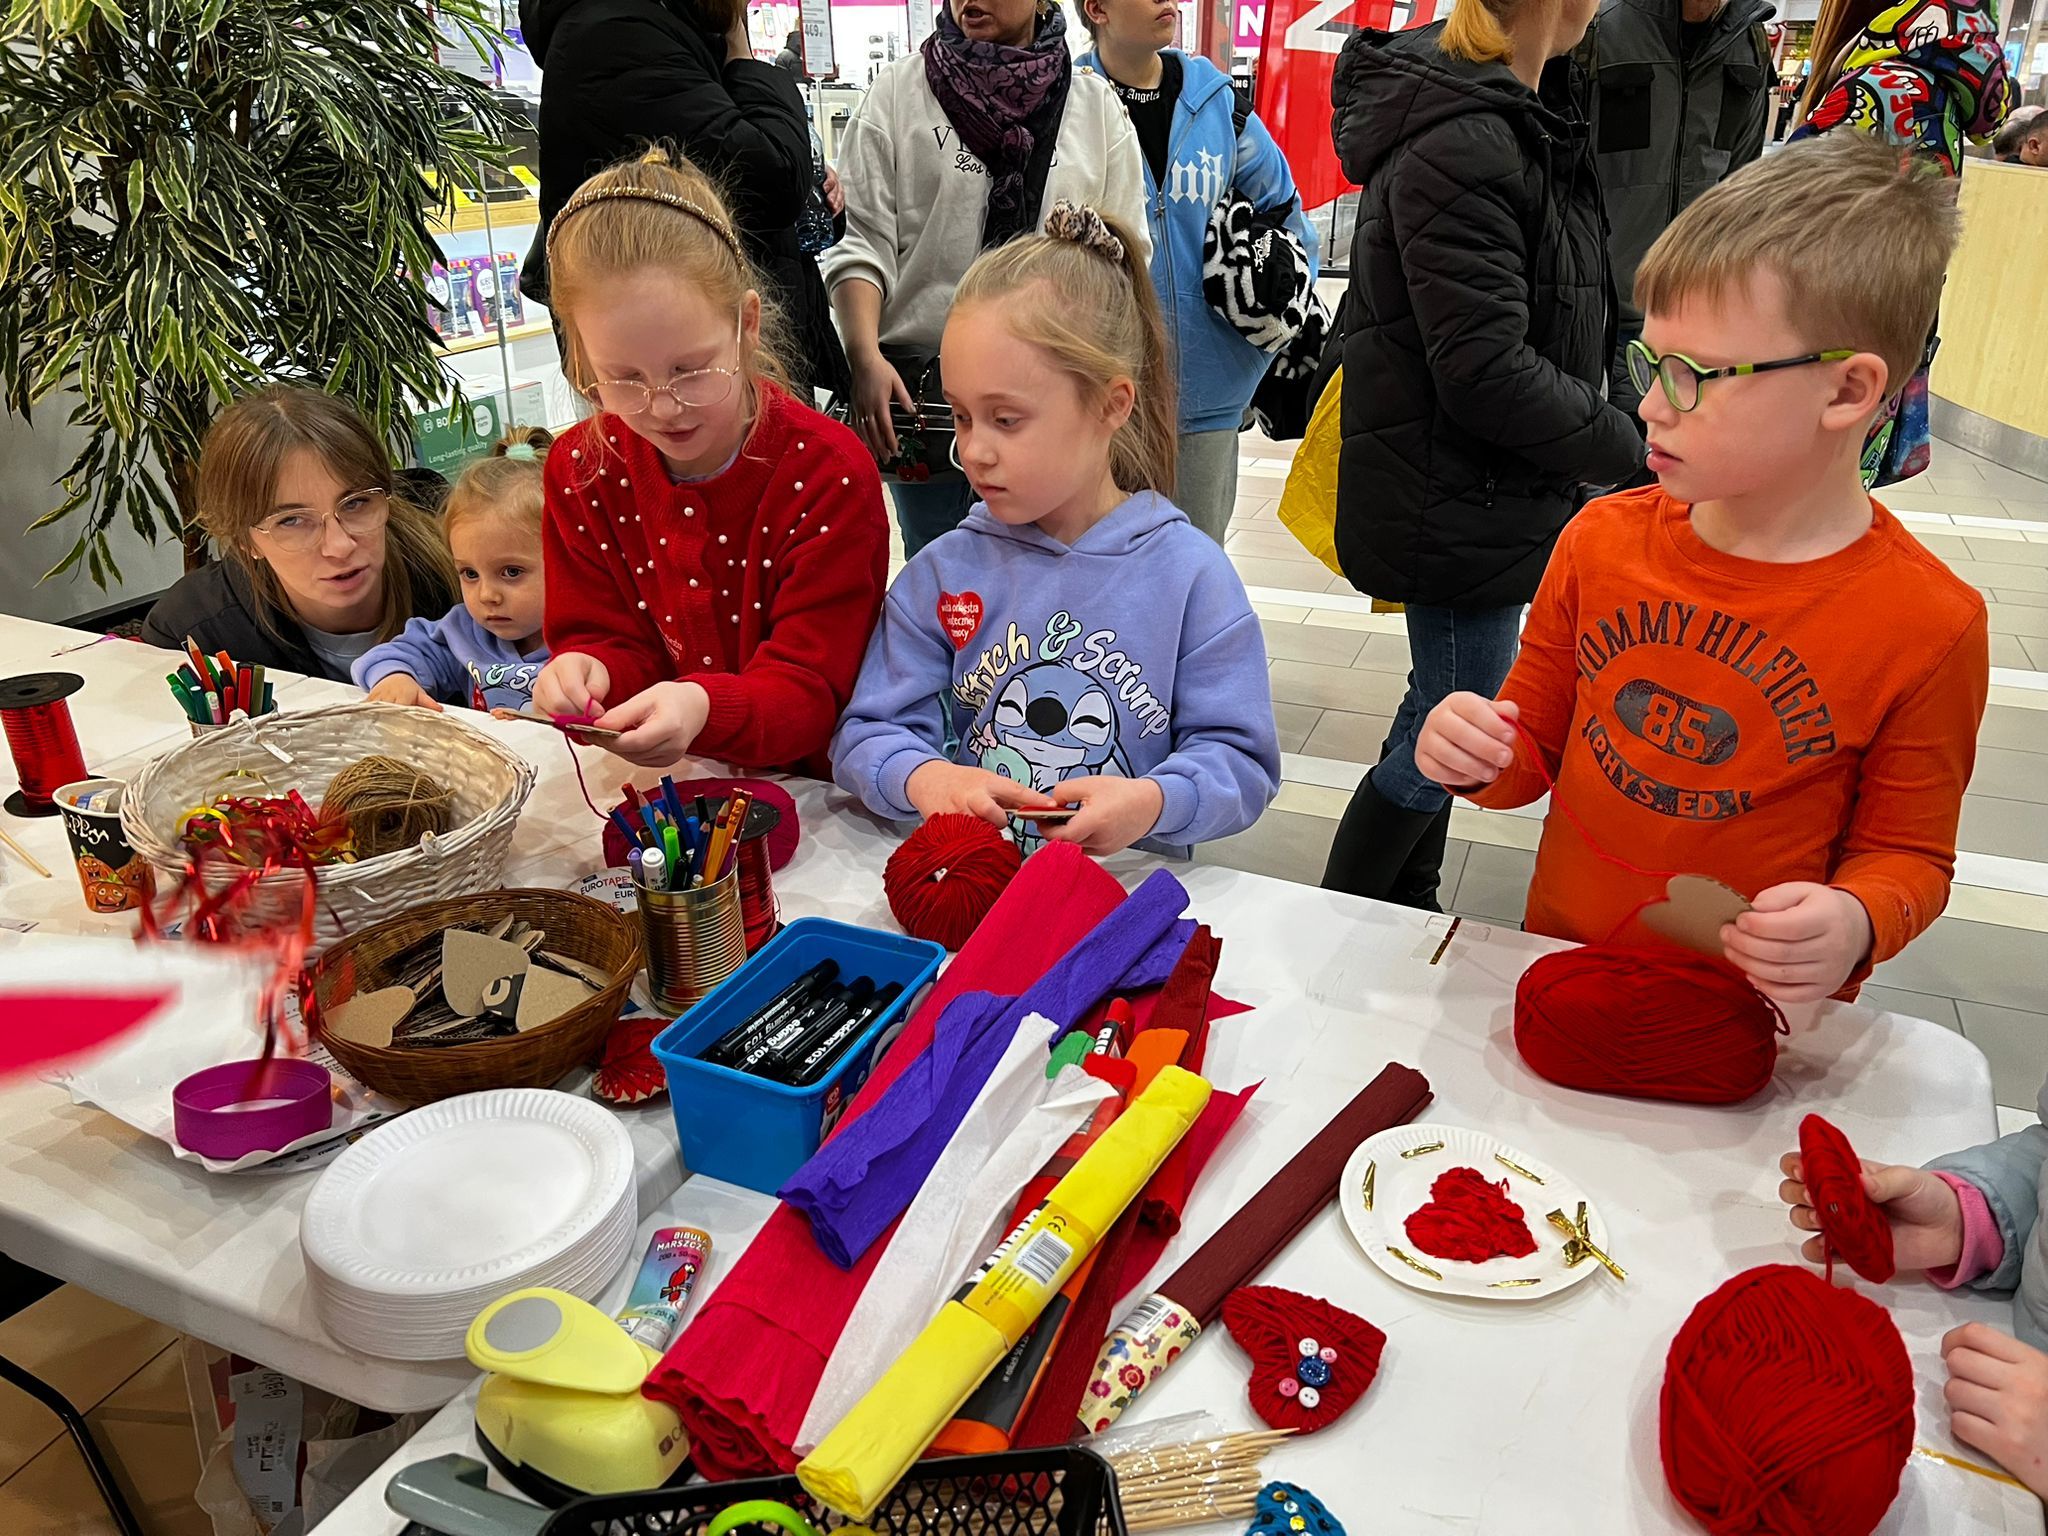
[1789,0,2016,483]
[826,0,1150,555]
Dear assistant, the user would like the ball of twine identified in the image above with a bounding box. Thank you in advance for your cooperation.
[1513,946,1785,1105]
[1661,1264,1913,1536]
[318,755,455,859]
[884,815,1022,951]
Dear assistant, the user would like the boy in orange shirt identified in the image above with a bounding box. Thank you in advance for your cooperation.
[1415,137,1988,1004]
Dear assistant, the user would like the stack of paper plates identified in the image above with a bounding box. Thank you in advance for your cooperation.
[301,1088,636,1360]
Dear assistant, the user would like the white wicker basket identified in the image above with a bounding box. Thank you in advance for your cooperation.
[122,701,536,950]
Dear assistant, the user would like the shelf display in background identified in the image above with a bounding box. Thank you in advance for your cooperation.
[409,254,528,343]
[413,384,549,479]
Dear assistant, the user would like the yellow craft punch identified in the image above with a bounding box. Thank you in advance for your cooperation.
[465,1288,691,1502]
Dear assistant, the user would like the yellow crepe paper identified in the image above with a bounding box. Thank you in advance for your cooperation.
[797,1064,1212,1518]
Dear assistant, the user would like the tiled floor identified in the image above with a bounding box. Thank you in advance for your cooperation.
[1181,426,2048,1124]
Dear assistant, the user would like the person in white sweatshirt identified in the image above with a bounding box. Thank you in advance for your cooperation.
[825,0,1149,556]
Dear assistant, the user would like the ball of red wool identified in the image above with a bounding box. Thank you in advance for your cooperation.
[884,815,1022,951]
[1661,1264,1913,1536]
[1513,945,1784,1105]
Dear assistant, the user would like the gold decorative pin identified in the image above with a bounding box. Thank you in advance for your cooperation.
[1362,1159,1375,1212]
[1401,1141,1445,1159]
[1495,1154,1544,1184]
[1547,1208,1627,1282]
[1428,916,1462,966]
[1387,1246,1442,1281]
[1489,1278,1542,1289]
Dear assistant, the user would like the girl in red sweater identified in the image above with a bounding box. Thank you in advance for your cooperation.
[532,151,889,774]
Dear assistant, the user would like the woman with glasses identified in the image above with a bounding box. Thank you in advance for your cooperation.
[1317,0,1645,910]
[141,385,458,683]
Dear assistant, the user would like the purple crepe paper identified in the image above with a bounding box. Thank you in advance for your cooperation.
[778,869,1193,1268]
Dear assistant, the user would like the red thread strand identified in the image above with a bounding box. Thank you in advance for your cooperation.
[1403,1166,1539,1262]
[3,698,87,811]
[1661,1265,1913,1536]
[1798,1114,1896,1285]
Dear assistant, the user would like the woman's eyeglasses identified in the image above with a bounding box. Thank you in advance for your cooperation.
[252,488,390,552]
[586,320,744,415]
[1625,338,1856,412]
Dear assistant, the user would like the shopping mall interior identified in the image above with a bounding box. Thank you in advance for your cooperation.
[1,0,2047,1528]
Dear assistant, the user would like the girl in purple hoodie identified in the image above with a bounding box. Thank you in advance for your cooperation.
[831,203,1280,857]
[353,427,554,711]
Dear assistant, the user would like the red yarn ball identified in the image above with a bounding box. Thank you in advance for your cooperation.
[1799,1114,1897,1285]
[1513,945,1785,1105]
[1661,1264,1912,1536]
[884,815,1022,951]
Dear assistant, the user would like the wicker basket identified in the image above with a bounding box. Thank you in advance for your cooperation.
[306,888,641,1104]
[121,702,535,950]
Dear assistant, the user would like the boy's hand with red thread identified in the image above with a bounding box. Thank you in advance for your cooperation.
[1722,883,1872,1003]
[535,652,609,718]
[1415,694,1520,790]
[597,681,710,766]
[1777,1151,1964,1272]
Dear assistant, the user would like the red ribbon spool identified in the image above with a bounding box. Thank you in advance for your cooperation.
[1,673,89,817]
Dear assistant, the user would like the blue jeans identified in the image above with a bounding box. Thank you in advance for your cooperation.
[1369,602,1524,812]
[891,478,978,558]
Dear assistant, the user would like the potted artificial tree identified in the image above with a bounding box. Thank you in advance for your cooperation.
[0,0,513,585]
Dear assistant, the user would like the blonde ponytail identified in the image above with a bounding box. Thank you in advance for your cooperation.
[954,205,1179,498]
[1440,0,1516,63]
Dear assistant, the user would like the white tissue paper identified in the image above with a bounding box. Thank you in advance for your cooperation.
[26,933,396,1173]
[796,1010,1116,1451]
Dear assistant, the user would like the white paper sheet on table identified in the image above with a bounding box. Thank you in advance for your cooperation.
[24,933,400,1173]
[795,1010,1115,1452]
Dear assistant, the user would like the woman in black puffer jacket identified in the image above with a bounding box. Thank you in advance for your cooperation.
[1320,0,1642,909]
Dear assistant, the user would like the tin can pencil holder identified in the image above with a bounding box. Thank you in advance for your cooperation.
[639,865,748,1013]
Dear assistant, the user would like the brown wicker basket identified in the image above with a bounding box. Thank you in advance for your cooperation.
[306,888,641,1105]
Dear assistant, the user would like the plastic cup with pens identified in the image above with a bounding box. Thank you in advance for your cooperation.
[167,637,275,736]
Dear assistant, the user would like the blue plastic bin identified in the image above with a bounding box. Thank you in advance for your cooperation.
[650,917,946,1194]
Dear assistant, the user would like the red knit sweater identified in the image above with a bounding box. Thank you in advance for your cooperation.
[541,386,889,774]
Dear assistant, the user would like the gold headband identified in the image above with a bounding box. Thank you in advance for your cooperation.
[545,184,746,265]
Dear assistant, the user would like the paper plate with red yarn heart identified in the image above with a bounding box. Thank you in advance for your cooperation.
[1338,1123,1609,1302]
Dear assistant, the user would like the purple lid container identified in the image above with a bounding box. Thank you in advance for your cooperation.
[172,1058,334,1159]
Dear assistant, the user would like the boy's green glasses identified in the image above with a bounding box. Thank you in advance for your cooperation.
[1626,338,1857,412]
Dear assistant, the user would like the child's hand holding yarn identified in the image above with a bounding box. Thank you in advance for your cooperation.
[906,760,1058,828]
[1415,693,1521,790]
[1942,1322,2048,1498]
[1720,882,1873,1003]
[1777,1151,1963,1272]
[366,674,443,712]
[535,653,610,717]
[1040,775,1165,856]
[596,681,711,766]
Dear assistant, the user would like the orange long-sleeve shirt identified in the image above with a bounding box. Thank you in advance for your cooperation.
[1470,488,1988,971]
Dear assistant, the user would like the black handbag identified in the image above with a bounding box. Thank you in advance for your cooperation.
[828,350,963,484]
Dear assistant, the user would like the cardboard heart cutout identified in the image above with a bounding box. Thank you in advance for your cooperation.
[1799,1113,1896,1283]
[1220,1285,1385,1435]
[324,985,415,1049]
[516,968,594,1033]
[443,930,532,1017]
[937,590,984,650]
[1640,874,1751,959]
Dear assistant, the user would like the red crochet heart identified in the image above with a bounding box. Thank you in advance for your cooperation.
[1799,1113,1896,1284]
[1219,1285,1386,1435]
[1404,1166,1538,1263]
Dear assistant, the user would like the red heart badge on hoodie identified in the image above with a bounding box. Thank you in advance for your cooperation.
[937,591,984,650]
[1220,1285,1386,1434]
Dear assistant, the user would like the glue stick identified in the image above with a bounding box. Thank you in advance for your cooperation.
[615,1227,712,1351]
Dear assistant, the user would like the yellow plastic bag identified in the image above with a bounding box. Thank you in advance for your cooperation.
[1277,365,1345,577]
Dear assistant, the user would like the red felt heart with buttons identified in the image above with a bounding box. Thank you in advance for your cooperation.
[937,591,984,650]
[1220,1285,1386,1435]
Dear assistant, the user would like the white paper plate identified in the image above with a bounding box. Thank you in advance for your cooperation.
[1338,1123,1611,1302]
[301,1088,634,1298]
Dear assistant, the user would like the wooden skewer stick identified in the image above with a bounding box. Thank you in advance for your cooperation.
[0,824,53,879]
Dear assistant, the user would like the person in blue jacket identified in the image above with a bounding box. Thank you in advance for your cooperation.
[1077,3,1319,544]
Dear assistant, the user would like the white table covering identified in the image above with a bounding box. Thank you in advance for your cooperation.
[0,617,2037,1532]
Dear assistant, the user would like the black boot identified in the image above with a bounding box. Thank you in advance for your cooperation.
[1385,801,1453,913]
[1320,771,1446,903]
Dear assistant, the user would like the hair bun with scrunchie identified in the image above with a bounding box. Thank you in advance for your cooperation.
[1043,201,1126,264]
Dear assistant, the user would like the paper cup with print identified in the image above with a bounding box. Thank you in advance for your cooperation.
[54,779,153,914]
